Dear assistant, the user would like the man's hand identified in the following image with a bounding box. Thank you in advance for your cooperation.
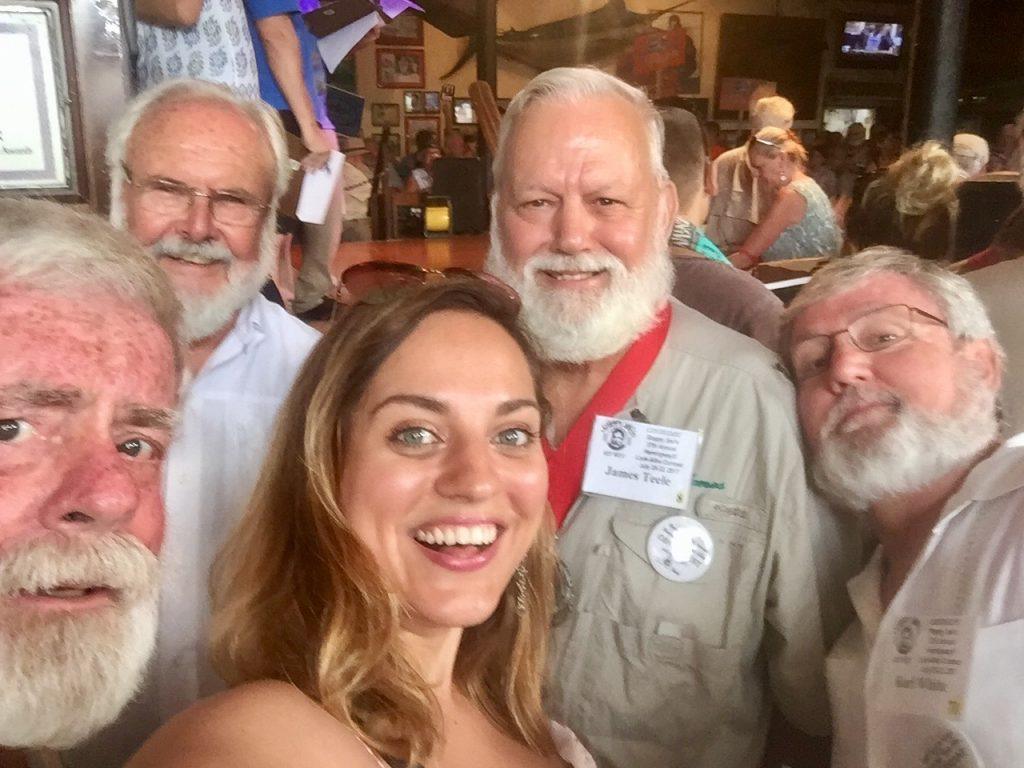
[300,125,333,171]
[730,249,759,270]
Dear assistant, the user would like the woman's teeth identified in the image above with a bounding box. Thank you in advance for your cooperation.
[414,523,498,547]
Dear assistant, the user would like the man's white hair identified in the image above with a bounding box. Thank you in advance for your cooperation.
[105,79,290,344]
[782,246,1001,360]
[953,133,990,177]
[106,78,292,226]
[785,247,1003,511]
[751,96,795,131]
[492,67,669,190]
[0,198,183,375]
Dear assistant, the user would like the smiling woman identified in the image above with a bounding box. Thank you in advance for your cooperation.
[126,279,594,768]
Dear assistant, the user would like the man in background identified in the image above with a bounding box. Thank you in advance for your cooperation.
[0,199,181,768]
[706,95,795,252]
[661,106,783,350]
[73,79,318,767]
[246,0,345,321]
[952,133,990,179]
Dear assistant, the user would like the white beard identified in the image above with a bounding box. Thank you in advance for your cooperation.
[485,223,673,363]
[0,535,160,749]
[811,368,999,513]
[109,184,277,345]
[147,227,276,344]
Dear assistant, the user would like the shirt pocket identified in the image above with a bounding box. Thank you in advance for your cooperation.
[591,500,768,650]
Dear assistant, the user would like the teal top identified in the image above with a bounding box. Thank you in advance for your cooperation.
[669,218,731,265]
[760,177,841,262]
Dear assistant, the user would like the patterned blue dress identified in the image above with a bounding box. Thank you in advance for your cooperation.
[761,176,842,261]
[136,0,260,99]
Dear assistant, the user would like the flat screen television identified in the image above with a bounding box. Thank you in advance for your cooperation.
[838,20,905,68]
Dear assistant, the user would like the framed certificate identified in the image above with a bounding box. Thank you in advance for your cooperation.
[0,1,84,196]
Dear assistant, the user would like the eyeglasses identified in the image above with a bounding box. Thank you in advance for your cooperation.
[337,260,521,318]
[790,304,948,382]
[121,165,270,228]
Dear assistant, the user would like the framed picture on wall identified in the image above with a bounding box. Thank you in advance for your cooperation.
[453,98,476,125]
[376,48,425,89]
[370,102,400,127]
[0,1,86,197]
[422,91,440,113]
[615,12,702,98]
[405,115,440,145]
[403,90,424,113]
[378,13,423,46]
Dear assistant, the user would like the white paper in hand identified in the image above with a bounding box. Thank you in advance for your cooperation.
[296,150,344,225]
[317,12,381,73]
[379,0,424,18]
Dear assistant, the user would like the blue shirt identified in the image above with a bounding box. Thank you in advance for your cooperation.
[244,0,327,124]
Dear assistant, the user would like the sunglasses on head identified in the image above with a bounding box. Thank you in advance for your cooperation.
[335,260,521,319]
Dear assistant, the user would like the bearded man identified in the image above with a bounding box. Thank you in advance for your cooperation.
[783,247,1024,768]
[75,79,318,766]
[486,68,859,768]
[0,199,181,767]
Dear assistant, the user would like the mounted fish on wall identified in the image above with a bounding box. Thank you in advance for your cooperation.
[442,0,698,98]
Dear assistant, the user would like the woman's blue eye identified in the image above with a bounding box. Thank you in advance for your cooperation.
[495,428,534,447]
[392,427,439,446]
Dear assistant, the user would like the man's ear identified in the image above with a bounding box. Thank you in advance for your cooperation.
[704,159,717,197]
[961,337,1003,393]
[659,178,679,237]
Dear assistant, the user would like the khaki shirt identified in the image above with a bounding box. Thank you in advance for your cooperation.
[706,146,766,253]
[546,300,861,768]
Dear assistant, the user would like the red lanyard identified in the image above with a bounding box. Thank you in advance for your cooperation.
[543,306,672,527]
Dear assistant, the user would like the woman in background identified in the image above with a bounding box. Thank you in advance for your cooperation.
[730,127,841,268]
[127,277,593,768]
[846,141,960,261]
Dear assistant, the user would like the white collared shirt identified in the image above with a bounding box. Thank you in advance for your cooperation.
[70,295,319,767]
[827,436,1024,768]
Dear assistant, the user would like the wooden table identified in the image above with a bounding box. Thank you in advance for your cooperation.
[331,234,489,280]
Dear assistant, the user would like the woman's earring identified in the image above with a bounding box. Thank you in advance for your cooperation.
[515,565,528,615]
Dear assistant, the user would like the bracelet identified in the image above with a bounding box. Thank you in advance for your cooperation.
[735,249,760,267]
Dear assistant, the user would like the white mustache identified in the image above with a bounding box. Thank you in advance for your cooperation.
[0,534,158,605]
[524,251,626,276]
[821,387,902,438]
[150,235,234,266]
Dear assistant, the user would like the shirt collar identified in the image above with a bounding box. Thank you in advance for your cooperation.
[199,295,267,377]
[937,438,1024,527]
[847,546,885,641]
[730,147,760,223]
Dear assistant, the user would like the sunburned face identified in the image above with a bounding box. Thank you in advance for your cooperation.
[339,310,548,633]
[0,288,178,748]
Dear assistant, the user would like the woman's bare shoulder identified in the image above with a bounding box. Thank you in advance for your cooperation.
[126,680,380,768]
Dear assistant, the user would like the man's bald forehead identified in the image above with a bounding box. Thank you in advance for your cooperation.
[126,96,276,174]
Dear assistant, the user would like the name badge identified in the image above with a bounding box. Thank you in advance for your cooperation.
[581,415,701,510]
[880,614,975,720]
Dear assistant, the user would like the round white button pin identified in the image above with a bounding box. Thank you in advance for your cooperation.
[647,515,714,583]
